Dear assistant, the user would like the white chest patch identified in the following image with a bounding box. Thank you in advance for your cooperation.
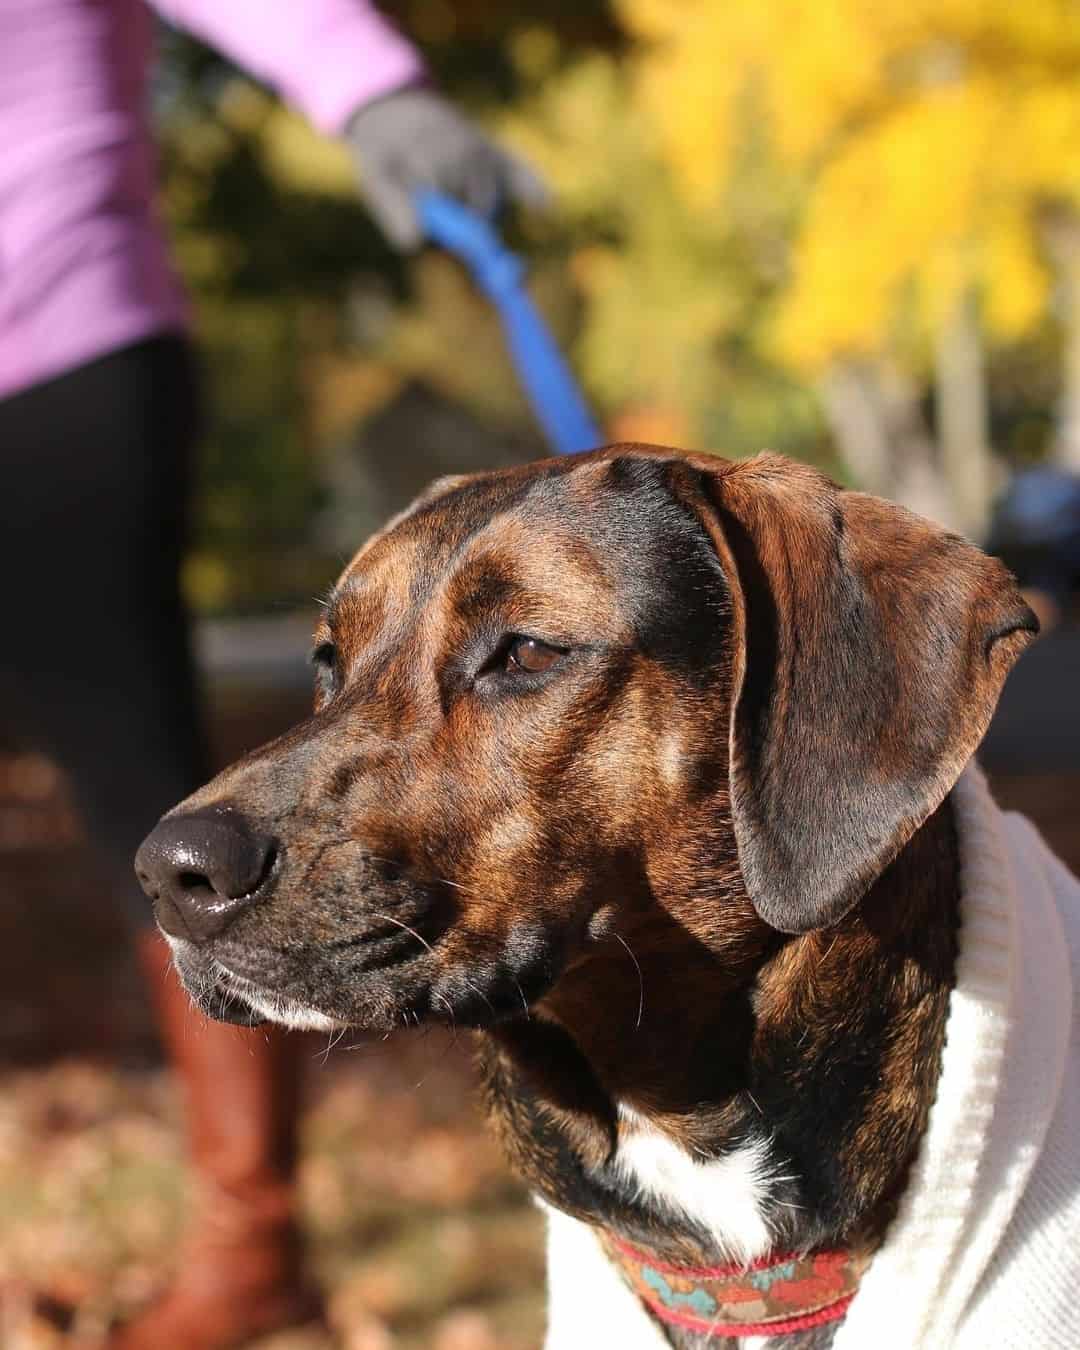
[613,1105,776,1266]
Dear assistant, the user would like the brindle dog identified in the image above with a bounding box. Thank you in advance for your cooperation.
[136,446,1036,1349]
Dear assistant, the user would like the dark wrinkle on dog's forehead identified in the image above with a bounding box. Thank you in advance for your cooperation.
[331,474,539,615]
[329,472,588,613]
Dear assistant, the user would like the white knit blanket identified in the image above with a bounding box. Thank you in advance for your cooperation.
[543,764,1080,1348]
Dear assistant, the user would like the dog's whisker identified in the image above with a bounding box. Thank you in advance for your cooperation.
[215,966,248,1022]
[433,875,481,896]
[221,982,242,1020]
[368,910,436,957]
[360,847,490,904]
[316,1024,347,1064]
[411,1039,443,1090]
[513,980,531,1019]
[462,976,498,1023]
[365,855,482,899]
[613,933,645,1031]
[431,991,459,1046]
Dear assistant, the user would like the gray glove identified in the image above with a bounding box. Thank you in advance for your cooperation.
[346,86,547,250]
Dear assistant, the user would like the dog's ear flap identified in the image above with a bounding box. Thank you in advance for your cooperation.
[695,454,1037,933]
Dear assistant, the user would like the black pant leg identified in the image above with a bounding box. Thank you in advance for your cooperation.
[0,335,210,919]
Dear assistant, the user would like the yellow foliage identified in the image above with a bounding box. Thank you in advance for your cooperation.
[257,106,356,198]
[182,552,230,612]
[509,25,561,82]
[214,76,356,197]
[980,219,1049,338]
[501,55,744,421]
[618,0,1080,371]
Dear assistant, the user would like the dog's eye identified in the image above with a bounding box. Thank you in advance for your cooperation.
[506,636,564,675]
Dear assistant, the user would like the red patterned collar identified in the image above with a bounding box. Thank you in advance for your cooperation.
[600,1233,867,1339]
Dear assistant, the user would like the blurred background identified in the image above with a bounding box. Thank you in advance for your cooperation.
[3,1,1079,1346]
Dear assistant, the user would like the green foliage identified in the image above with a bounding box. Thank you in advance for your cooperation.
[155,31,404,611]
[153,12,616,613]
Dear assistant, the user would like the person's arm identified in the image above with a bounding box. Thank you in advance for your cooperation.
[148,0,545,248]
[148,0,425,134]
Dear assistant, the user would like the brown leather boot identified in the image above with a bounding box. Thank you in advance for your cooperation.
[106,933,322,1350]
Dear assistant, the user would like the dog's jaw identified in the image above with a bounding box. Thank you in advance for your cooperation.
[213,963,346,1033]
[165,935,345,1033]
[163,923,563,1035]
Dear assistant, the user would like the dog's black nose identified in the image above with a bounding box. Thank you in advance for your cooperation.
[135,812,277,943]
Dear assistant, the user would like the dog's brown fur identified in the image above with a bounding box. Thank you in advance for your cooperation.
[145,446,1035,1347]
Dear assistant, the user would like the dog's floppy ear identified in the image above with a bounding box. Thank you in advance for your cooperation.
[694,453,1037,933]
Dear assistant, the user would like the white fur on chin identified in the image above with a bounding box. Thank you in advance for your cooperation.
[223,979,343,1033]
[164,938,344,1033]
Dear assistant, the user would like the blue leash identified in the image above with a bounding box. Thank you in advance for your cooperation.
[416,189,603,458]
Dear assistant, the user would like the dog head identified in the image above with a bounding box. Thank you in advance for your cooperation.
[135,447,1035,1030]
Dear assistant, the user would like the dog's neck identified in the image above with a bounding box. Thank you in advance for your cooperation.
[479,795,960,1299]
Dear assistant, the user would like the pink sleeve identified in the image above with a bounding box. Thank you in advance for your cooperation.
[148,0,426,132]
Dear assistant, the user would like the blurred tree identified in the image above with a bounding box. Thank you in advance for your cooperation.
[155,0,1080,595]
[153,4,617,613]
[501,49,832,468]
[156,29,407,610]
[618,0,1080,532]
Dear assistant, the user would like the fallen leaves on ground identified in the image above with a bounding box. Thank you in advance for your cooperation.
[0,1034,545,1350]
